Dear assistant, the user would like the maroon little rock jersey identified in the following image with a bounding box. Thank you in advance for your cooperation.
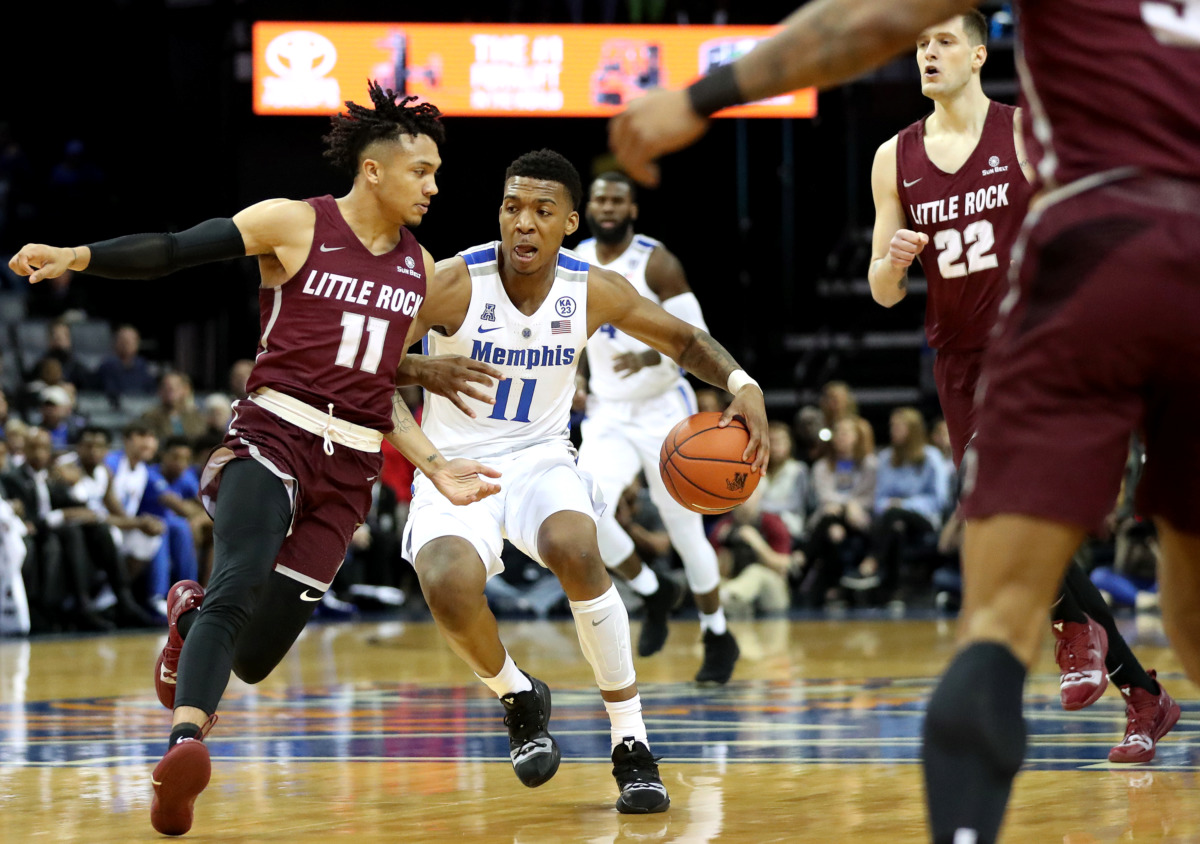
[1018,0,1200,190]
[244,194,427,431]
[896,101,1034,352]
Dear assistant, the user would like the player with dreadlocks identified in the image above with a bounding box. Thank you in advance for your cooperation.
[11,82,506,836]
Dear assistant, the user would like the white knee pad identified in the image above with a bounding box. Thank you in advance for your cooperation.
[569,584,636,691]
[595,510,637,567]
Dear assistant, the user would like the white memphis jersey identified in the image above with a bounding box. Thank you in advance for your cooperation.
[420,241,590,460]
[575,235,683,401]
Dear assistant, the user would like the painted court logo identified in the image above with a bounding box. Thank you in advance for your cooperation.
[726,472,748,492]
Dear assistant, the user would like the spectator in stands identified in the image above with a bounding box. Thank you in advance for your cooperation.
[2,427,112,631]
[695,387,729,414]
[791,404,826,465]
[802,415,879,607]
[760,420,808,541]
[712,483,798,616]
[36,384,87,451]
[0,388,17,430]
[228,358,254,400]
[929,417,953,464]
[25,268,90,321]
[819,381,858,432]
[96,324,157,401]
[139,436,204,611]
[17,357,71,418]
[137,371,207,444]
[31,318,92,389]
[104,423,167,592]
[3,419,28,468]
[193,392,233,457]
[55,425,160,628]
[842,407,950,605]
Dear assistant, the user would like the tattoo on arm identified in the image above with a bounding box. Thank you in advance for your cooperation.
[677,330,741,388]
[391,391,416,433]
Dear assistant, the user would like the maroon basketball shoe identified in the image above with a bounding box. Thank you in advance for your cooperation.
[155,580,205,710]
[150,715,217,836]
[1108,671,1181,764]
[1052,617,1109,710]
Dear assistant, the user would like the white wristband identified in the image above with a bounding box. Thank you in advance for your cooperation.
[726,369,761,394]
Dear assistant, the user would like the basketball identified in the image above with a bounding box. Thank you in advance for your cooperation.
[659,411,761,514]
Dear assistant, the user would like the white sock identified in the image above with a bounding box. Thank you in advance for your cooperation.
[628,565,660,596]
[476,652,532,698]
[700,607,727,635]
[604,694,648,749]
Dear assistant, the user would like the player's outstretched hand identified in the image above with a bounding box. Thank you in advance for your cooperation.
[608,89,710,188]
[719,386,769,473]
[429,458,502,505]
[9,244,74,284]
[416,355,504,418]
[888,229,929,269]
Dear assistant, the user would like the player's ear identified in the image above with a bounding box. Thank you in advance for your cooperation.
[974,44,987,71]
[630,202,639,222]
[565,211,579,236]
[362,157,380,186]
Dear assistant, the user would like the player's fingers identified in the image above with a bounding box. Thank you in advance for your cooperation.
[466,359,504,380]
[717,406,737,427]
[447,394,477,418]
[916,232,930,246]
[468,461,502,479]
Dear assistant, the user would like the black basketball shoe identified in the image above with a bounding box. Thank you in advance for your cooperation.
[638,574,682,657]
[694,629,740,685]
[612,737,670,814]
[501,672,561,787]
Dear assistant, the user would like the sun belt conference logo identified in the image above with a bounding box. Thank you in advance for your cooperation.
[262,31,341,109]
[988,155,1000,168]
[405,256,416,269]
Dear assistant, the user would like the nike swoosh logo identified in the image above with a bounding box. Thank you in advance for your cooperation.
[1053,622,1063,632]
[152,778,163,786]
[477,326,504,333]
[319,244,346,252]
[160,664,176,684]
[591,614,611,627]
[300,590,323,602]
[903,178,922,187]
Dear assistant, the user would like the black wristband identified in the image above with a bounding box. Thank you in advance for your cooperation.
[86,218,245,280]
[686,63,745,118]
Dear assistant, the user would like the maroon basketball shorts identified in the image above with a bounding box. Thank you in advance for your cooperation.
[933,348,985,468]
[201,401,383,589]
[962,174,1200,535]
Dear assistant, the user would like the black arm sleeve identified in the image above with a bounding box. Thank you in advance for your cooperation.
[83,217,247,280]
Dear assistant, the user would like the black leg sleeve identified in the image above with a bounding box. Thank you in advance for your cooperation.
[231,571,324,684]
[174,459,293,715]
[1061,562,1159,694]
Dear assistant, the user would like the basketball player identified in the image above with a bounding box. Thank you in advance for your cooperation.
[611,1,1200,840]
[869,10,1177,764]
[572,171,739,684]
[398,149,768,814]
[9,83,503,836]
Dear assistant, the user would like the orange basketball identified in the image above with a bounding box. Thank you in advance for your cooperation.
[659,411,761,514]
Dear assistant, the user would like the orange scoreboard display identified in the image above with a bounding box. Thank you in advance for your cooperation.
[252,22,817,119]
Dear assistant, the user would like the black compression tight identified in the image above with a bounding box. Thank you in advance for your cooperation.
[174,458,325,714]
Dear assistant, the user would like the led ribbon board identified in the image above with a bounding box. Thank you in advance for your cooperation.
[253,22,817,118]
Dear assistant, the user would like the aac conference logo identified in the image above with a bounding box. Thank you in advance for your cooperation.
[262,30,341,110]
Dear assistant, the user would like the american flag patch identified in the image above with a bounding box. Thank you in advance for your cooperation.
[551,320,571,334]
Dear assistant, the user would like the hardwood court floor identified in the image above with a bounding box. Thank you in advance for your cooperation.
[1,613,1196,842]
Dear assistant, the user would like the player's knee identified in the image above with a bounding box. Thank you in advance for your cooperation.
[231,653,272,685]
[416,542,485,622]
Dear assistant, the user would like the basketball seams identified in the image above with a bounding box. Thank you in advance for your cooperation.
[659,410,759,515]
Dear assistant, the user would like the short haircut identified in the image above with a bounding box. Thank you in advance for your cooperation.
[123,422,152,439]
[591,170,637,203]
[505,149,584,211]
[78,425,110,443]
[963,10,988,46]
[323,81,446,178]
[163,435,192,452]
